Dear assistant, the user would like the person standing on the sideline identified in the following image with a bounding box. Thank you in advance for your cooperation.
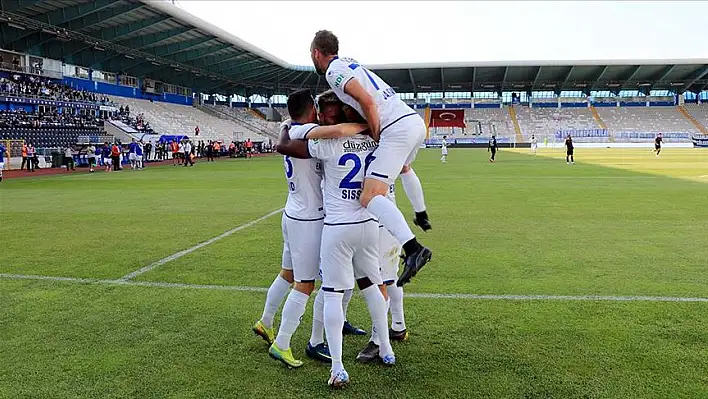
[183,140,194,167]
[111,142,121,171]
[136,141,144,169]
[128,139,138,170]
[102,143,112,172]
[310,30,431,287]
[530,134,538,155]
[0,142,7,182]
[87,144,96,173]
[488,135,498,163]
[441,135,448,163]
[654,133,663,157]
[565,134,575,165]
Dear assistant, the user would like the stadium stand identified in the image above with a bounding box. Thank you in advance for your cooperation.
[107,96,266,143]
[515,107,599,139]
[464,108,516,137]
[683,104,708,134]
[597,106,700,134]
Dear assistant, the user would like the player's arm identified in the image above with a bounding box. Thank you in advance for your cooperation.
[276,127,310,159]
[343,79,381,141]
[304,123,369,139]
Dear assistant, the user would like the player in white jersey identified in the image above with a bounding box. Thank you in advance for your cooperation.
[254,90,369,369]
[441,136,449,163]
[277,91,395,388]
[311,30,432,287]
[530,135,538,155]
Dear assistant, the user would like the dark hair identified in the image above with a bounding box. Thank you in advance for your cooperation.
[312,30,339,56]
[317,89,341,109]
[287,89,315,120]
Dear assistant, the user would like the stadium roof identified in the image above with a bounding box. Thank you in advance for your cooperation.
[1,0,708,96]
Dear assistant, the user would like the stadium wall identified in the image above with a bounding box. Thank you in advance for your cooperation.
[62,77,193,106]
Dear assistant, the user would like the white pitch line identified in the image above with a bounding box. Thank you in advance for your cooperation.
[117,208,283,281]
[3,273,708,303]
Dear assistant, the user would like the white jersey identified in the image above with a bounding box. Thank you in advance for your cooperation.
[308,135,378,225]
[531,137,538,146]
[325,56,416,127]
[283,123,324,220]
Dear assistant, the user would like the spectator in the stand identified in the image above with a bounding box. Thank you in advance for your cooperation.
[102,143,112,172]
[184,140,194,167]
[195,126,200,136]
[64,145,75,171]
[125,105,130,116]
[21,142,28,171]
[111,142,121,171]
[87,144,96,173]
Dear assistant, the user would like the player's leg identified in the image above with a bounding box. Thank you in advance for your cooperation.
[360,118,432,287]
[341,289,367,336]
[401,164,430,231]
[0,162,4,182]
[254,214,293,344]
[319,225,355,387]
[379,227,407,340]
[272,219,330,367]
[352,222,395,365]
[571,151,575,164]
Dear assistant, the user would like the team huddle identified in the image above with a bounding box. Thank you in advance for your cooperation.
[252,30,433,388]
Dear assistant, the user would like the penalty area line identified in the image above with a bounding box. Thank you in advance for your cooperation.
[117,208,283,282]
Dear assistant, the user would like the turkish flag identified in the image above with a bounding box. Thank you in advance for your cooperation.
[430,110,465,128]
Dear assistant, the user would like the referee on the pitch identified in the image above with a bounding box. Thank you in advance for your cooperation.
[488,135,498,163]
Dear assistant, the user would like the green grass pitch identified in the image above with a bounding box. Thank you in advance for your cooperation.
[1,148,707,398]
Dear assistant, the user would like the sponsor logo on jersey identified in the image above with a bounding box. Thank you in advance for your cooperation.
[342,139,377,153]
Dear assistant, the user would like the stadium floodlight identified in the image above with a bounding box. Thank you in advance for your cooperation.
[125,55,135,59]
[482,84,495,89]
[513,84,525,88]
[574,83,587,88]
[151,62,161,66]
[56,35,71,43]
[670,82,685,86]
[638,83,651,87]
[449,85,462,89]
[0,15,10,22]
[544,83,556,88]
[94,46,105,52]
[7,22,25,30]
[607,83,621,87]
[41,28,57,35]
[420,85,431,89]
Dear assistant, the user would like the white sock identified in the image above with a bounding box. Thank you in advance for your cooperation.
[400,169,426,213]
[367,195,415,245]
[342,289,353,318]
[388,283,406,331]
[370,298,390,346]
[323,290,345,372]
[361,285,393,357]
[261,275,291,328]
[309,289,325,346]
[274,289,309,350]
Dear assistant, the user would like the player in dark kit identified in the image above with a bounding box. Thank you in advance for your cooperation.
[488,135,498,162]
[565,134,575,164]
[654,133,663,157]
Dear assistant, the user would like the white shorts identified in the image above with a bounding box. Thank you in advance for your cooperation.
[320,221,382,291]
[379,226,401,282]
[104,158,112,165]
[531,144,538,150]
[129,153,137,161]
[281,213,323,283]
[441,148,448,156]
[0,161,4,170]
[366,114,426,185]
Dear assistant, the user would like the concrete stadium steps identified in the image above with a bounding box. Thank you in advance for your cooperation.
[464,108,516,138]
[204,105,278,140]
[597,106,700,134]
[513,106,599,141]
[507,106,524,142]
[107,97,263,143]
[680,105,708,135]
[248,108,266,120]
[590,106,608,129]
